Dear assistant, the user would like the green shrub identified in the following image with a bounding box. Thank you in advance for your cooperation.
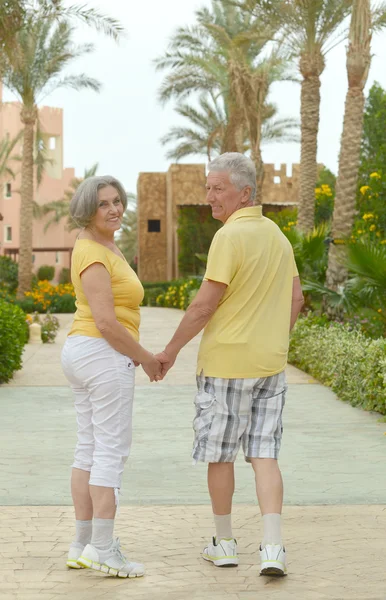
[0,299,28,383]
[289,316,386,414]
[142,287,165,307]
[0,256,18,293]
[59,267,71,284]
[14,296,41,313]
[37,265,55,281]
[49,293,76,313]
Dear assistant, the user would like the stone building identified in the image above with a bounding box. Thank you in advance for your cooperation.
[137,162,302,282]
[0,84,78,281]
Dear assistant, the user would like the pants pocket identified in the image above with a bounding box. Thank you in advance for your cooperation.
[193,390,216,442]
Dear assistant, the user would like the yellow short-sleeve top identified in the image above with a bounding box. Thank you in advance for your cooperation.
[68,239,144,341]
[197,206,299,379]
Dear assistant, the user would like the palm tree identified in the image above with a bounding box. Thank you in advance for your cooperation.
[38,163,99,231]
[161,92,298,162]
[237,0,353,229]
[326,0,386,290]
[155,0,289,200]
[0,14,101,298]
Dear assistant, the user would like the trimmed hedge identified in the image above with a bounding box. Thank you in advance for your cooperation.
[37,265,55,281]
[0,299,28,383]
[289,316,386,414]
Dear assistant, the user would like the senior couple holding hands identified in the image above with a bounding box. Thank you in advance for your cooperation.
[61,152,304,579]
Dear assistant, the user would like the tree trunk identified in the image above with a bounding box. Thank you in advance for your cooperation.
[326,89,366,289]
[17,105,37,299]
[251,145,264,205]
[326,0,371,291]
[221,104,244,153]
[297,52,325,233]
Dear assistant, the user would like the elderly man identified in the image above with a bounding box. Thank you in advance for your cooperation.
[157,152,303,577]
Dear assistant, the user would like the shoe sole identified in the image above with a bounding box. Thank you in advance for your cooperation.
[202,554,238,567]
[66,560,83,569]
[260,565,287,577]
[77,555,144,578]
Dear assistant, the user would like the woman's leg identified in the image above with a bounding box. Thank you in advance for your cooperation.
[72,468,93,520]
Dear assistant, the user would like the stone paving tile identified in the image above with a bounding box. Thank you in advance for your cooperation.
[1,382,386,506]
[0,505,386,600]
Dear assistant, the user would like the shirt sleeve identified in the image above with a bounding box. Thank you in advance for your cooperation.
[204,230,238,285]
[74,245,112,277]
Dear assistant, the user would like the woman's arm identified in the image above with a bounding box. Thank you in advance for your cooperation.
[80,263,161,381]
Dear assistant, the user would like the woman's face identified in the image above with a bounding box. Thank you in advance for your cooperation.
[90,185,124,234]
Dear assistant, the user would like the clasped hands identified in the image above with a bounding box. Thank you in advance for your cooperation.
[138,349,176,383]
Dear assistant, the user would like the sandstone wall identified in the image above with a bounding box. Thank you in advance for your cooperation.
[137,172,168,282]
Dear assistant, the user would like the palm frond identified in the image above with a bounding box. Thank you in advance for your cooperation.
[42,2,126,41]
[1,12,101,105]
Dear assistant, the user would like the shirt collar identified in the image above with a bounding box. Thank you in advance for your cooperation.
[225,205,263,224]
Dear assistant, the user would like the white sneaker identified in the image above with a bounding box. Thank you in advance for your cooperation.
[66,545,84,569]
[259,544,287,577]
[77,538,145,578]
[202,536,238,567]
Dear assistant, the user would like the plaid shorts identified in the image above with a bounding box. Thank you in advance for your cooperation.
[192,371,287,463]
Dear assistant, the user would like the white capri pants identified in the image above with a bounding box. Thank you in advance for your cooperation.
[61,335,135,491]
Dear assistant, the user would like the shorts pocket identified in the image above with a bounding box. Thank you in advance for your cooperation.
[193,390,216,442]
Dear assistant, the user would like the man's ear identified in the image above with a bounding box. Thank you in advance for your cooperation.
[241,186,252,203]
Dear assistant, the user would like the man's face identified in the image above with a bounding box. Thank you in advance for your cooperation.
[206,171,250,223]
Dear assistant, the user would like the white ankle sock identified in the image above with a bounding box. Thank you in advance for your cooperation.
[73,519,92,548]
[214,513,233,541]
[262,513,282,547]
[91,518,114,550]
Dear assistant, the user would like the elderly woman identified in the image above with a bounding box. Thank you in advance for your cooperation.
[61,175,161,578]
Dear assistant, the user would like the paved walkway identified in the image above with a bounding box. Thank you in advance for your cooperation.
[1,308,386,599]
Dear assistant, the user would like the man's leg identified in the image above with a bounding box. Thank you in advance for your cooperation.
[250,457,283,547]
[208,462,234,540]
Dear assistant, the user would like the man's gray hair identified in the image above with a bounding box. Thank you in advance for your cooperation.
[70,175,128,228]
[208,153,256,202]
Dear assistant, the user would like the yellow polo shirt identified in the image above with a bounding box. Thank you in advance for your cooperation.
[197,206,298,378]
[68,239,144,340]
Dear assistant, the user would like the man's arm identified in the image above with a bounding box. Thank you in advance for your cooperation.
[157,279,227,375]
[290,276,304,331]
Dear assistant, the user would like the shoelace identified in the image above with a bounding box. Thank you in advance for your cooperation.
[111,540,127,565]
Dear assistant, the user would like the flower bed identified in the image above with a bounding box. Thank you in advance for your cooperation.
[155,278,201,310]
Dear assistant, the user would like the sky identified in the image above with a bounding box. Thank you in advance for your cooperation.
[4,0,386,194]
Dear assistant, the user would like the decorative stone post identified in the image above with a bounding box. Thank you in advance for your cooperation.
[29,322,42,344]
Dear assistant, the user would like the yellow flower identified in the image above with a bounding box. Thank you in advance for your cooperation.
[370,172,381,179]
[360,186,370,195]
[381,240,386,245]
[378,308,382,313]
[362,213,374,220]
[369,224,376,231]
[376,232,381,237]
[357,230,363,234]
[288,221,295,226]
